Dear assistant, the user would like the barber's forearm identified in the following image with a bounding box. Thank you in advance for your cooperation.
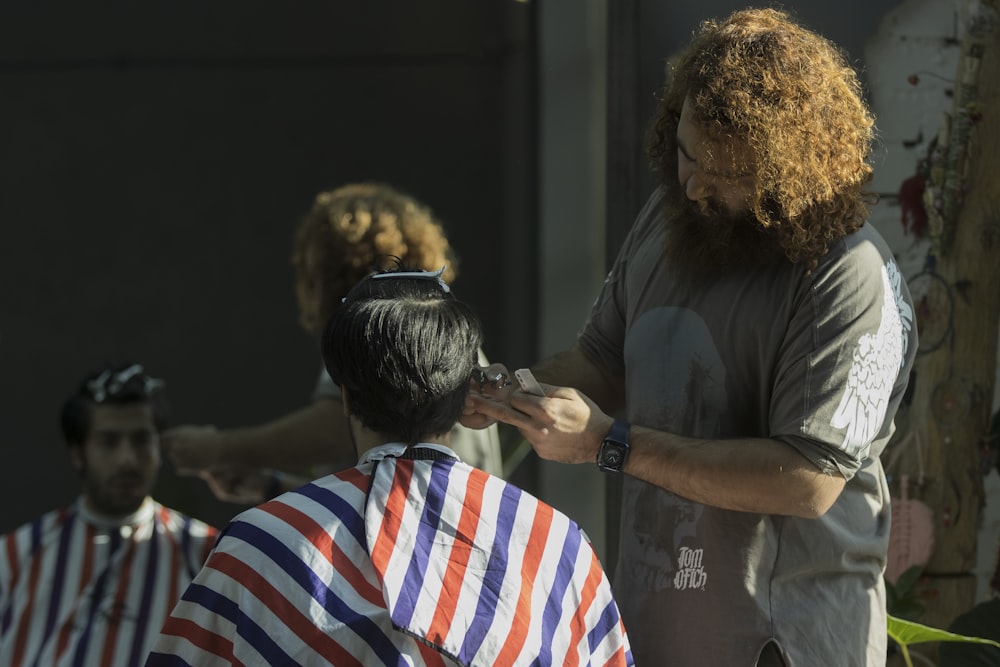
[222,400,352,469]
[532,344,625,415]
[624,427,845,518]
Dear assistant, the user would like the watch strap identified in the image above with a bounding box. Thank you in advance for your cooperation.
[597,419,631,473]
[605,418,630,445]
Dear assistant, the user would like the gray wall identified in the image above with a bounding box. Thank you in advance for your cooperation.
[537,0,610,559]
[0,2,536,532]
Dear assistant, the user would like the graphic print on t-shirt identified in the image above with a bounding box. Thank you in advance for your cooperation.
[620,307,725,593]
[830,260,914,458]
[625,307,726,434]
[620,481,706,592]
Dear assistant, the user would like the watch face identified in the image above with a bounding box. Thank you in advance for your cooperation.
[601,444,625,468]
[599,440,628,471]
[597,420,630,472]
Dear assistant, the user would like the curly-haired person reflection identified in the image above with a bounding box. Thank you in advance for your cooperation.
[165,183,501,503]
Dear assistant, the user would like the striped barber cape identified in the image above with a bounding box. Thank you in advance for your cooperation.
[368,451,633,666]
[0,497,218,667]
[147,444,633,666]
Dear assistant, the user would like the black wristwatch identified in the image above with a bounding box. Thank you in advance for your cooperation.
[597,419,631,473]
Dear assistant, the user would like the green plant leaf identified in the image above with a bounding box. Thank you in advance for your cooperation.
[885,566,928,621]
[895,565,925,595]
[890,600,926,622]
[888,615,1000,648]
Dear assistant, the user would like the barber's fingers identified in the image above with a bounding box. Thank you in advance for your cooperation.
[468,392,535,430]
[197,467,268,504]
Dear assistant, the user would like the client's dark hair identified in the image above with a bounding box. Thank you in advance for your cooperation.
[322,266,482,444]
[60,362,169,446]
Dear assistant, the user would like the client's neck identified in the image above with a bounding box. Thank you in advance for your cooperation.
[351,420,453,459]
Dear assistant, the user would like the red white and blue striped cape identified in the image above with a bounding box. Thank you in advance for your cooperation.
[146,443,633,666]
[0,497,218,667]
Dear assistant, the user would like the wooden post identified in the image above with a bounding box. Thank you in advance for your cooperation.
[907,0,1000,639]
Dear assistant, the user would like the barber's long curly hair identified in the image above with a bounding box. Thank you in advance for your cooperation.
[292,183,457,335]
[647,8,876,271]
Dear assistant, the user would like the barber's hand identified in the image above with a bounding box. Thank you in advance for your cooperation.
[162,424,225,474]
[460,362,516,430]
[469,381,613,465]
[197,466,274,504]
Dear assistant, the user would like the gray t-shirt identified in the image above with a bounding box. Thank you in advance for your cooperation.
[313,352,503,477]
[580,186,917,666]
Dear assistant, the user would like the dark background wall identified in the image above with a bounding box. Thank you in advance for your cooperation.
[0,0,906,539]
[0,1,536,532]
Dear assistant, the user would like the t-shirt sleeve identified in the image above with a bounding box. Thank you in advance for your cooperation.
[769,231,916,479]
[579,187,667,378]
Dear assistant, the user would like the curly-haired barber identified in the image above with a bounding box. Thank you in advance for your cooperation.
[468,9,917,666]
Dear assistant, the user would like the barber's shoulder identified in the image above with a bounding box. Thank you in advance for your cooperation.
[641,186,669,223]
[814,222,897,278]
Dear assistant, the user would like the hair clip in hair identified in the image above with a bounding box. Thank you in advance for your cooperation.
[371,266,450,293]
[86,364,164,403]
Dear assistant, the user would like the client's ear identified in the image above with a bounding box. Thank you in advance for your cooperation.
[341,386,352,417]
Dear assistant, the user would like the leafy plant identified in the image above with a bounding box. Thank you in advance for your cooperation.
[885,565,930,621]
[887,614,1000,667]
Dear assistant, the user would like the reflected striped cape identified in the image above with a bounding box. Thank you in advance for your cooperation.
[147,447,632,666]
[0,498,217,667]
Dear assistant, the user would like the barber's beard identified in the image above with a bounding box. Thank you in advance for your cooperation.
[662,180,786,284]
